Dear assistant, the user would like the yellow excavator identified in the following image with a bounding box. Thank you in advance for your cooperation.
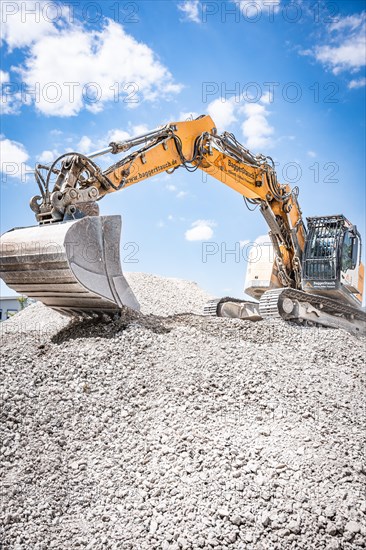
[0,115,365,334]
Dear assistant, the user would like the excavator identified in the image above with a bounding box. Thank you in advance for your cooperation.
[0,115,365,334]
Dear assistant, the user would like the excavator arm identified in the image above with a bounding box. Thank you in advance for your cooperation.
[106,116,307,290]
[30,115,306,290]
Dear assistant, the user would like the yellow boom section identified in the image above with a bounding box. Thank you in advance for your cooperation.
[99,115,306,285]
[26,115,307,290]
[102,116,216,193]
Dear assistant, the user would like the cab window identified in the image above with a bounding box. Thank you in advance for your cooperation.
[341,231,353,271]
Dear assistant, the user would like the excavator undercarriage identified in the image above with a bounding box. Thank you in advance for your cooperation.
[206,288,365,336]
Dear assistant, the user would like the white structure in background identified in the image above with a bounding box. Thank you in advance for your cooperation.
[244,236,275,301]
[0,295,36,321]
[0,296,24,321]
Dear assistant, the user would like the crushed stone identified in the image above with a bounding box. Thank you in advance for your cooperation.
[124,272,213,316]
[2,272,213,337]
[1,273,365,549]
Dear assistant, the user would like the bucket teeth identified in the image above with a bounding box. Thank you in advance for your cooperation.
[0,215,140,316]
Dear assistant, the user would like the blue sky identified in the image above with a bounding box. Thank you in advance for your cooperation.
[1,0,365,299]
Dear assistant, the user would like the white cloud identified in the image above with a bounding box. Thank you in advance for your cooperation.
[329,13,365,33]
[0,0,68,50]
[239,239,250,248]
[261,91,273,104]
[7,15,181,116]
[0,71,10,84]
[0,67,29,114]
[302,11,366,77]
[185,219,216,241]
[177,190,188,199]
[0,92,23,115]
[315,37,365,75]
[0,137,31,179]
[348,77,366,89]
[254,234,271,245]
[207,98,237,130]
[38,149,58,163]
[237,0,281,18]
[240,100,274,151]
[206,93,275,151]
[77,136,93,154]
[132,124,150,135]
[241,103,266,117]
[107,129,131,143]
[166,184,177,192]
[178,1,200,23]
[307,150,317,158]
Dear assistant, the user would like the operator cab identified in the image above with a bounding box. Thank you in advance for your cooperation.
[302,215,363,307]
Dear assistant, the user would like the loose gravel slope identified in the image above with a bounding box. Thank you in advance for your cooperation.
[1,273,365,550]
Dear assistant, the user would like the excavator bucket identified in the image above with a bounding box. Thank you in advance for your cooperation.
[0,215,140,317]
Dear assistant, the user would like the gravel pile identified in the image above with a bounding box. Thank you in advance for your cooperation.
[124,272,213,316]
[1,273,365,550]
[2,302,69,337]
[2,272,212,337]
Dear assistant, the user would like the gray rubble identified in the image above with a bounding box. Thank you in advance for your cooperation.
[124,272,213,316]
[1,272,365,549]
[2,272,212,337]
